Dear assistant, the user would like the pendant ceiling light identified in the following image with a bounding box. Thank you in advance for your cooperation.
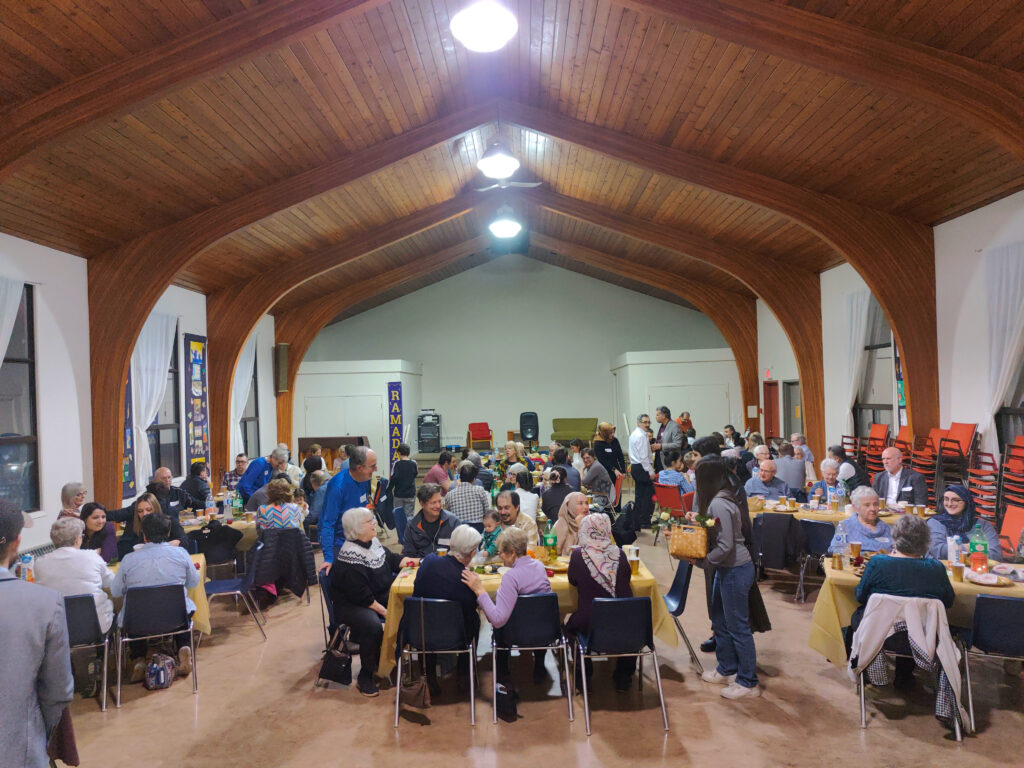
[476,142,520,179]
[450,1,518,53]
[488,205,522,239]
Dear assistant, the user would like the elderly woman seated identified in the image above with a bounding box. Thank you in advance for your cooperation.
[35,517,115,633]
[329,507,416,697]
[59,481,87,519]
[553,491,589,555]
[256,478,305,530]
[412,525,483,695]
[461,527,552,684]
[828,486,893,555]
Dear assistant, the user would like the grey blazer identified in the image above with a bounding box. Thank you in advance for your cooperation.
[871,468,929,506]
[658,420,684,454]
[0,570,74,768]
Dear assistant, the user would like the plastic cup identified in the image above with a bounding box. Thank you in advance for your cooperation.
[849,542,862,558]
[950,562,965,582]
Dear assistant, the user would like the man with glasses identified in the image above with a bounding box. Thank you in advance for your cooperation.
[223,453,249,491]
[628,414,657,530]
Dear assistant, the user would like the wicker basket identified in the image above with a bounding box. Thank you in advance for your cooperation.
[668,524,709,560]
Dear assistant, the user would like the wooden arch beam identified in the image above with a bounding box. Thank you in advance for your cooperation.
[625,0,1024,161]
[0,0,387,182]
[524,235,760,435]
[524,188,824,458]
[272,248,493,448]
[504,100,937,441]
[88,104,493,504]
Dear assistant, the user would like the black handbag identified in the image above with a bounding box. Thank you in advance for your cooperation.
[318,646,353,686]
[494,683,520,722]
[611,507,637,546]
[399,600,431,709]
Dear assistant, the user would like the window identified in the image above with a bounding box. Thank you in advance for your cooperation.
[995,362,1024,451]
[0,286,39,510]
[147,325,181,477]
[240,354,259,457]
[852,300,894,438]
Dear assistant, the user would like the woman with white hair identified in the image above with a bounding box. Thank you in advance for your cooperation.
[35,517,114,633]
[328,507,416,697]
[59,482,87,518]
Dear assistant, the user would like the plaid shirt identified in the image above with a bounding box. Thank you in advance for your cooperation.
[443,481,491,524]
[223,470,243,491]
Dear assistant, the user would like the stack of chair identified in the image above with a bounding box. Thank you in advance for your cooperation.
[966,450,1000,524]
[910,428,949,506]
[998,438,1024,516]
[938,422,978,487]
[840,433,860,465]
[860,423,891,476]
[891,425,914,458]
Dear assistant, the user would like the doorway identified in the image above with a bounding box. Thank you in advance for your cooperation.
[762,380,779,439]
[783,380,802,438]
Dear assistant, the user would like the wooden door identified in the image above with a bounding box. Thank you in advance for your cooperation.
[763,381,780,438]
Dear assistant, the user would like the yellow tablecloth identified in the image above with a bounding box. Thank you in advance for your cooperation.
[109,553,212,635]
[182,518,260,551]
[808,560,1024,670]
[377,560,676,676]
[748,502,901,525]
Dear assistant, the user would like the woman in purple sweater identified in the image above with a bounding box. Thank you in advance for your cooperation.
[79,502,118,563]
[461,526,551,684]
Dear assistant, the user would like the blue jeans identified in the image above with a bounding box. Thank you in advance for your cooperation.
[711,560,758,688]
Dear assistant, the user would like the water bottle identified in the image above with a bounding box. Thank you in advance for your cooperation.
[837,479,849,510]
[19,553,34,582]
[835,521,848,558]
[968,523,989,573]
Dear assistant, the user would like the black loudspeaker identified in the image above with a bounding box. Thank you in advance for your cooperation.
[418,411,441,454]
[274,343,289,393]
[519,412,539,442]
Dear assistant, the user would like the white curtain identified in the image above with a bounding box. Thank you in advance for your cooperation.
[230,334,258,460]
[843,290,874,436]
[0,276,25,361]
[131,312,178,489]
[983,242,1024,458]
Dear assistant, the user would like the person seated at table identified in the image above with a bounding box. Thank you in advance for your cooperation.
[496,441,520,479]
[554,492,589,554]
[245,471,292,512]
[402,483,462,559]
[111,512,199,681]
[59,481,87,518]
[465,452,494,493]
[743,459,790,500]
[180,461,214,510]
[809,458,842,505]
[497,490,538,546]
[412,525,483,695]
[569,439,586,476]
[257,478,305,529]
[774,444,807,501]
[745,444,769,475]
[444,461,491,526]
[329,507,415,697]
[480,509,502,558]
[828,486,893,555]
[35,518,115,634]
[552,447,582,492]
[301,444,327,497]
[794,446,817,483]
[852,514,954,688]
[872,447,928,508]
[566,513,635,691]
[827,445,870,491]
[658,448,695,496]
[508,466,540,521]
[461,527,551,684]
[114,493,188,561]
[80,502,118,563]
[223,453,249,491]
[305,470,329,538]
[927,484,1002,562]
[581,447,613,509]
[541,467,573,523]
[149,466,202,521]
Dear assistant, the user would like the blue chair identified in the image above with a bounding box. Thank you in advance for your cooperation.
[577,597,667,735]
[795,519,836,602]
[115,584,196,707]
[962,595,1024,732]
[204,541,266,640]
[490,593,573,724]
[662,560,703,673]
[64,594,110,711]
[395,598,477,726]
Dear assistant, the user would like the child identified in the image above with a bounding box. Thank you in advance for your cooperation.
[293,488,308,516]
[481,509,501,558]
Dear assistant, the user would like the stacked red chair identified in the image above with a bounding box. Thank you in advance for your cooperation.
[891,425,914,461]
[996,504,1024,562]
[861,423,891,476]
[966,451,1000,523]
[938,422,978,487]
[998,439,1024,518]
[910,428,948,506]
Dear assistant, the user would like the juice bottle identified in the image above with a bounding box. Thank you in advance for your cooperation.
[968,523,989,573]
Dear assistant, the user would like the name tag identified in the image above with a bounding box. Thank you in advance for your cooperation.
[604,448,612,453]
[438,538,451,547]
[359,494,367,503]
[901,486,912,492]
[379,494,388,502]
[168,500,180,507]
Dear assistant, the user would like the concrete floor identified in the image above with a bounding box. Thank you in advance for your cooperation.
[69,532,1023,768]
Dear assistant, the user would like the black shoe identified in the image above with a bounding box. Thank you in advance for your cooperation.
[357,676,380,697]
[700,636,717,653]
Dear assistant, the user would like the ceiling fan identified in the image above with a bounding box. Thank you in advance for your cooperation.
[474,176,542,192]
[473,141,541,191]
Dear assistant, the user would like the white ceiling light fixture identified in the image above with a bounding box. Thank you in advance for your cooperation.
[450,1,518,53]
[488,205,522,238]
[476,142,520,179]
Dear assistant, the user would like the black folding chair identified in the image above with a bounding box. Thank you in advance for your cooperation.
[962,595,1024,733]
[662,560,703,673]
[64,594,111,711]
[204,541,266,640]
[115,584,196,707]
[490,593,573,724]
[395,598,477,726]
[314,569,352,688]
[577,597,667,735]
[795,519,836,602]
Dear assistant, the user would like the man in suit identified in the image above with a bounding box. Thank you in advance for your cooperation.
[0,501,74,768]
[652,406,683,471]
[871,447,928,508]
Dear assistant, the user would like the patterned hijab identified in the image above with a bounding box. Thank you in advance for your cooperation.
[933,484,977,537]
[336,536,387,570]
[578,513,620,596]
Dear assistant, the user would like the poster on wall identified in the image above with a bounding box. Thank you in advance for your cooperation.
[893,339,908,427]
[388,381,403,468]
[122,367,136,497]
[184,333,211,467]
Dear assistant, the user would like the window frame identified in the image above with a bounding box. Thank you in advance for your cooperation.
[240,351,260,458]
[851,339,895,438]
[146,324,182,477]
[0,285,40,509]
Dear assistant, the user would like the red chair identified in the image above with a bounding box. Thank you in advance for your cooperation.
[862,423,891,473]
[939,422,978,485]
[681,491,695,513]
[911,428,948,504]
[998,505,1024,562]
[653,483,686,546]
[891,425,914,459]
[466,422,493,452]
[967,451,1000,522]
[613,473,624,507]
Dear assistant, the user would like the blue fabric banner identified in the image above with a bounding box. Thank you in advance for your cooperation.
[388,381,403,466]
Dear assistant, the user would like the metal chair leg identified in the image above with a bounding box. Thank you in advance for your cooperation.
[468,641,476,726]
[115,632,123,708]
[492,643,499,724]
[653,526,661,547]
[394,653,403,727]
[560,643,574,721]
[638,653,643,691]
[580,647,592,736]
[241,592,268,641]
[101,637,109,712]
[964,649,976,733]
[859,671,866,728]
[672,616,704,673]
[795,557,808,603]
[652,650,668,731]
[954,709,963,742]
[190,629,198,694]
[248,591,267,625]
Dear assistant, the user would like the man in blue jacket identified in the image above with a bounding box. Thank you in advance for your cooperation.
[236,446,289,503]
[318,446,377,573]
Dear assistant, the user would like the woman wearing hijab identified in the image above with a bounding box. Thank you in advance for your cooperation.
[926,485,1002,561]
[554,492,588,554]
[565,514,635,691]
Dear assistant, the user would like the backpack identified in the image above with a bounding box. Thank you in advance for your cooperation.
[611,505,637,546]
[143,653,176,690]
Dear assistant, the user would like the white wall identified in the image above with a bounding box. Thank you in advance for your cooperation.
[305,254,728,447]
[757,299,799,436]
[252,314,278,458]
[611,349,743,435]
[934,187,1024,455]
[0,234,91,548]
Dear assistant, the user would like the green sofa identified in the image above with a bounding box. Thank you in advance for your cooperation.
[550,418,599,444]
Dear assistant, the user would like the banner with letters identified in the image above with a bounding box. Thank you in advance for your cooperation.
[184,333,210,467]
[388,381,403,468]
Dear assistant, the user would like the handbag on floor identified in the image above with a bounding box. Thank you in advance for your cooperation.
[143,653,176,690]
[318,646,353,686]
[399,600,431,708]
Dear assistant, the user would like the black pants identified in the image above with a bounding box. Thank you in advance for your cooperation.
[336,604,384,683]
[630,464,654,529]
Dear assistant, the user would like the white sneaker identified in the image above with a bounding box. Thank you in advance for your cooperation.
[720,682,761,699]
[701,669,736,685]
